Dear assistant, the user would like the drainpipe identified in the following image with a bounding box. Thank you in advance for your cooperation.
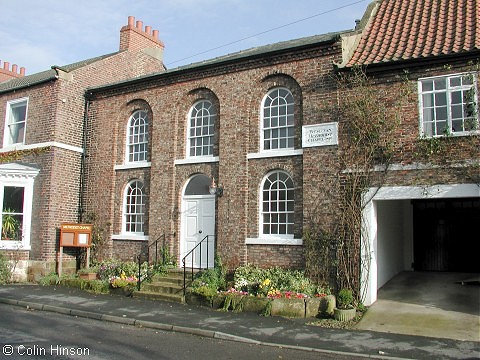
[78,93,92,223]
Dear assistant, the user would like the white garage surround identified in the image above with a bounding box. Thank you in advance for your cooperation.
[361,184,480,306]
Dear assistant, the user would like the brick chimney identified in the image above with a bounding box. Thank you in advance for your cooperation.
[0,60,26,83]
[120,16,164,61]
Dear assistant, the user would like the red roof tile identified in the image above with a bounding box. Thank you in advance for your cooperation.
[346,0,480,67]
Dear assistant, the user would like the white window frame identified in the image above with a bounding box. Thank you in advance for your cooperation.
[126,110,149,163]
[0,163,38,250]
[3,97,28,148]
[418,73,479,137]
[187,100,216,159]
[122,180,145,235]
[260,88,295,152]
[259,170,295,239]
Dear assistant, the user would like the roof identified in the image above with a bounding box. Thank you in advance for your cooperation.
[172,31,345,71]
[0,53,117,94]
[345,0,480,67]
[88,31,346,94]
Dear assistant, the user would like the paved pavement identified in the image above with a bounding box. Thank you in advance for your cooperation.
[0,284,478,359]
[356,272,480,343]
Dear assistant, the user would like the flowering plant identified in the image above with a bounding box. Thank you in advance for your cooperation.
[224,287,248,296]
[109,271,137,288]
[266,289,309,299]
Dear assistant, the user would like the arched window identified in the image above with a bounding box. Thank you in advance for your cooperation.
[188,100,216,157]
[261,88,294,151]
[124,180,145,233]
[260,171,294,236]
[127,110,149,162]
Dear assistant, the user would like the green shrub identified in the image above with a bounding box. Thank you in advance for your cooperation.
[190,256,227,299]
[38,272,61,286]
[233,264,329,297]
[0,253,12,284]
[96,259,148,281]
[337,288,354,309]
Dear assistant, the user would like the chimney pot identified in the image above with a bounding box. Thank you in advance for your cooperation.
[12,64,18,73]
[145,25,151,35]
[20,67,26,76]
[3,62,9,70]
[128,16,135,27]
[152,29,159,39]
[136,20,143,30]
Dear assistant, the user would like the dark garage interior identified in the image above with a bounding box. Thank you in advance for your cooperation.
[412,197,480,273]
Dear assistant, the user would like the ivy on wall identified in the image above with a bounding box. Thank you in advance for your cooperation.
[0,146,52,164]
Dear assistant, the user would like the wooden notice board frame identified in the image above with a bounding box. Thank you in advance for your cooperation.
[58,223,93,275]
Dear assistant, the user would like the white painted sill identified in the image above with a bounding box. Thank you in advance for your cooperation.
[112,234,149,241]
[114,162,151,170]
[174,156,219,165]
[247,149,303,159]
[0,242,31,250]
[245,237,303,245]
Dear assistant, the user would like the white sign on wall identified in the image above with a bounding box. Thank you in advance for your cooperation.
[302,122,339,147]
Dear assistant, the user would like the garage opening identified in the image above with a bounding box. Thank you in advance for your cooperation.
[412,197,480,272]
[361,184,480,306]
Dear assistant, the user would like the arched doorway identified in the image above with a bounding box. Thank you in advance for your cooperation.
[180,174,216,268]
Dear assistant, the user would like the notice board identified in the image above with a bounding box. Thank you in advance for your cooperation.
[60,223,92,247]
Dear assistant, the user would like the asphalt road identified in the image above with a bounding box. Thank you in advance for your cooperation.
[0,303,359,360]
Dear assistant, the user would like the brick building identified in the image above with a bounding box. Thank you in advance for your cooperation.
[1,1,478,305]
[0,17,166,279]
[84,0,479,305]
[338,0,479,304]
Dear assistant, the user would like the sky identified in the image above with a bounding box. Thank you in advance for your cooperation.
[0,0,370,76]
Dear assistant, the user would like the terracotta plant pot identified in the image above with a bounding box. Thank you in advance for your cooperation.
[79,273,97,280]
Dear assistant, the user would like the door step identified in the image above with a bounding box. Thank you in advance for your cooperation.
[134,268,200,304]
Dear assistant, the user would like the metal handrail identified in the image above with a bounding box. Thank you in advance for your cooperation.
[182,235,214,297]
[137,233,174,291]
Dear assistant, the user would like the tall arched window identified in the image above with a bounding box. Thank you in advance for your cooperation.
[124,180,145,233]
[127,110,149,162]
[260,171,294,236]
[188,100,216,157]
[261,88,294,151]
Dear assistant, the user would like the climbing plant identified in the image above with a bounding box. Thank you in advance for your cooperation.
[304,67,411,302]
[0,146,51,164]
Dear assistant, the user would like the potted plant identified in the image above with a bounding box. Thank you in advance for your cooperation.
[2,211,20,240]
[333,288,356,321]
[77,266,98,280]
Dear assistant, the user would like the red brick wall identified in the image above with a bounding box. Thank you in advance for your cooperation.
[84,40,479,272]
[0,33,166,263]
[85,41,344,270]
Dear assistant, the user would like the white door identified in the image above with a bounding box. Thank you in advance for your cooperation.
[181,196,215,268]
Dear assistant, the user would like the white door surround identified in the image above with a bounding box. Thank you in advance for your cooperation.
[180,175,216,268]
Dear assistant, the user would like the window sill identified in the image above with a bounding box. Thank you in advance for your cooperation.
[247,149,303,159]
[0,141,83,154]
[114,162,151,170]
[0,242,30,250]
[245,237,303,245]
[112,234,149,241]
[175,156,219,165]
[420,130,480,139]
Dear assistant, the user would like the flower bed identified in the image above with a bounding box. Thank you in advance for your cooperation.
[187,290,336,318]
[189,264,335,318]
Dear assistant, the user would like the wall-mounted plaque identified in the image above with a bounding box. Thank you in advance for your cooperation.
[302,122,339,147]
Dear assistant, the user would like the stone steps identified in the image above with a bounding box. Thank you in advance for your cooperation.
[134,268,200,304]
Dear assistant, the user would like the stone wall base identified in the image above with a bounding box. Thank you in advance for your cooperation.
[8,260,77,282]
